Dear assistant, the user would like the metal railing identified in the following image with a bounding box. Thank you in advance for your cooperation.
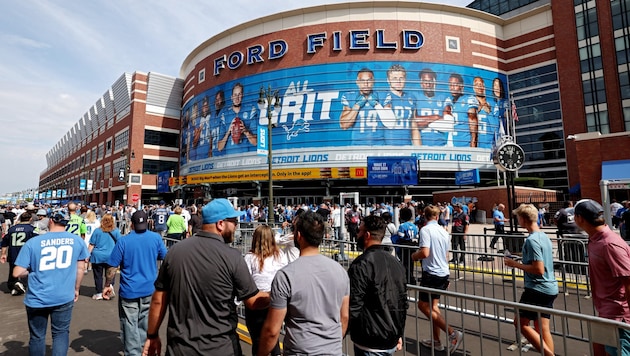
[164,223,624,355]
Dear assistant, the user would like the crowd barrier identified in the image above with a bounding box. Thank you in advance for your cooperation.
[164,223,622,355]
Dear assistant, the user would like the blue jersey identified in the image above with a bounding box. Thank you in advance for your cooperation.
[341,91,385,143]
[210,109,228,157]
[450,95,479,147]
[383,91,416,144]
[477,99,500,149]
[108,230,167,299]
[218,106,259,156]
[15,231,89,308]
[417,93,447,146]
[393,221,419,245]
[152,208,169,232]
[480,98,507,148]
[2,223,38,263]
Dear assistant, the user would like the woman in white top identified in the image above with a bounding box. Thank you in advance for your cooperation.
[243,225,288,356]
[84,210,100,273]
[381,211,397,256]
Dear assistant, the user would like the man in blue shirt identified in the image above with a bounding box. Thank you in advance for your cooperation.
[13,211,89,355]
[103,210,167,356]
[489,203,508,249]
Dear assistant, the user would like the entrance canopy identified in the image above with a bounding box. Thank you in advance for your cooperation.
[602,159,630,180]
[600,161,630,226]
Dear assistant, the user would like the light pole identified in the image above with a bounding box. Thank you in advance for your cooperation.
[120,148,134,205]
[257,86,281,225]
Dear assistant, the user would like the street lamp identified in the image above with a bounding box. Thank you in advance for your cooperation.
[257,86,281,225]
[120,149,134,205]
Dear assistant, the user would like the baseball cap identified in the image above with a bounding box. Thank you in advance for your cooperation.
[201,198,246,224]
[36,209,47,216]
[159,200,165,205]
[574,199,604,223]
[454,202,462,207]
[131,210,149,231]
[26,203,37,211]
[51,211,70,226]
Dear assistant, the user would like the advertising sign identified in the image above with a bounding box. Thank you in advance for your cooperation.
[455,169,481,185]
[180,59,507,183]
[157,171,171,193]
[367,156,418,186]
[79,179,86,191]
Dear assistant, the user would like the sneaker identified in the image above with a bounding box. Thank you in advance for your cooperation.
[421,338,445,351]
[92,293,103,300]
[14,281,26,294]
[11,289,18,296]
[103,285,115,300]
[448,330,463,354]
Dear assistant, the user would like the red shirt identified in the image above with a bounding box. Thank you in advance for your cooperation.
[588,225,630,320]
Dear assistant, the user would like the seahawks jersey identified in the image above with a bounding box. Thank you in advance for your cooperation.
[341,91,385,143]
[393,221,419,245]
[152,208,169,232]
[66,214,87,237]
[417,93,447,146]
[2,223,38,263]
[383,91,416,145]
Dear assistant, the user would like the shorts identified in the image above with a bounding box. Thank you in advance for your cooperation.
[518,288,557,320]
[419,271,450,302]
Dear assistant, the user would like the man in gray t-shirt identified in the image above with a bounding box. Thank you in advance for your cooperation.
[258,211,350,355]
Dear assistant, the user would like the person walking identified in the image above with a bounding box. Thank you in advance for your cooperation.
[348,214,407,355]
[489,203,508,249]
[143,199,269,355]
[412,205,464,353]
[12,211,89,355]
[165,206,186,247]
[450,203,469,265]
[1,212,38,295]
[243,225,288,355]
[102,211,167,356]
[574,199,630,356]
[258,211,349,355]
[504,204,558,356]
[88,214,121,300]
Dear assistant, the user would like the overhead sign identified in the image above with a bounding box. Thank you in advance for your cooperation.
[455,169,480,185]
[367,156,418,186]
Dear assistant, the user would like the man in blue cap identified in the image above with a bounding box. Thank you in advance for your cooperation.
[143,199,269,355]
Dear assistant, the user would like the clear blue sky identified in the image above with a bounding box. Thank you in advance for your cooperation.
[0,0,471,195]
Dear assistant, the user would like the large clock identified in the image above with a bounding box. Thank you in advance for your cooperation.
[494,142,525,171]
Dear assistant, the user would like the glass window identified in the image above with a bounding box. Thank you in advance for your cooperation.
[141,159,178,175]
[144,130,179,148]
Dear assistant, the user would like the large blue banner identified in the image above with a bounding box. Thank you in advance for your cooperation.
[181,60,508,176]
[157,171,171,193]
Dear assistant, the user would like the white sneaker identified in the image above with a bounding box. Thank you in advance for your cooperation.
[421,338,445,351]
[14,281,26,295]
[448,330,463,354]
[92,293,103,300]
[11,289,18,296]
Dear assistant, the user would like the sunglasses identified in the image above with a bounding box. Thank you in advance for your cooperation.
[224,218,239,224]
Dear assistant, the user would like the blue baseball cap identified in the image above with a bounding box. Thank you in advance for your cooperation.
[202,199,246,224]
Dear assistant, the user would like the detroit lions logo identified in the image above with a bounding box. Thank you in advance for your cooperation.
[282,119,310,140]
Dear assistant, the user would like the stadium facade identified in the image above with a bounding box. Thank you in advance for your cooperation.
[39,0,630,206]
